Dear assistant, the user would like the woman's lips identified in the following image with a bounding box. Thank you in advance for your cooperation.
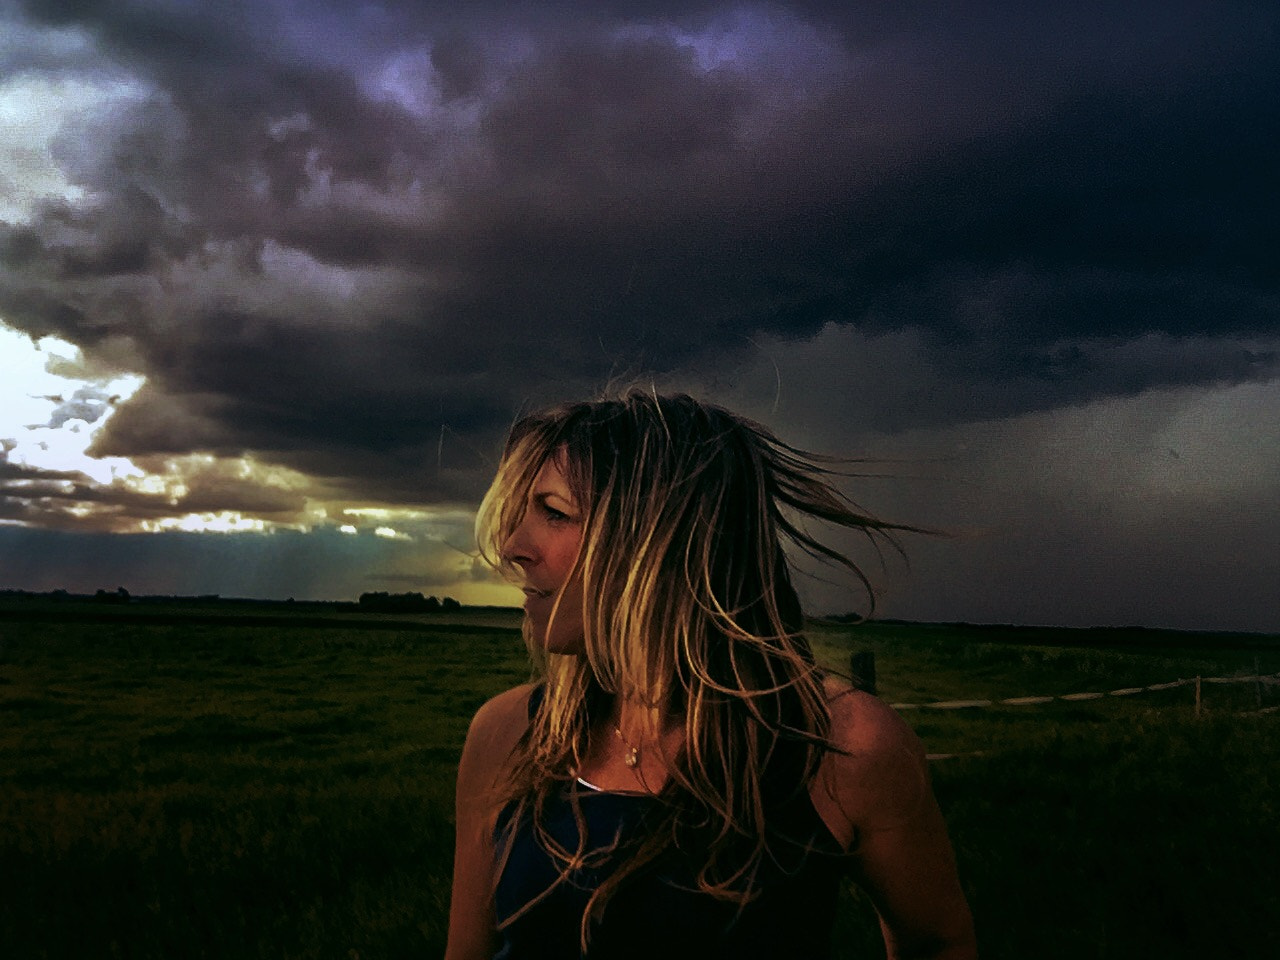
[522,586,553,609]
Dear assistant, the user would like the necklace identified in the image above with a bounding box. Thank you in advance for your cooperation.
[613,725,640,768]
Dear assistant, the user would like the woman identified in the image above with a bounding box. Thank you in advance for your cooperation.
[446,392,977,959]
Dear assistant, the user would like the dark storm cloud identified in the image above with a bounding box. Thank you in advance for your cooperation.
[2,0,1277,503]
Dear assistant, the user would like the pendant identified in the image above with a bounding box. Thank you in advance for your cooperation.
[623,747,639,768]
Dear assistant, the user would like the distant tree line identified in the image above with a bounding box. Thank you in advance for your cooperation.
[0,587,133,604]
[826,612,864,624]
[358,591,461,612]
[1,587,465,614]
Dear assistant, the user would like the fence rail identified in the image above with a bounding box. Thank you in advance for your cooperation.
[842,649,1280,760]
[889,672,1280,712]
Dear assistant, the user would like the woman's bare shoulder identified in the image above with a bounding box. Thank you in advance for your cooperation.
[456,683,537,799]
[822,676,922,756]
[470,682,538,736]
[813,676,930,847]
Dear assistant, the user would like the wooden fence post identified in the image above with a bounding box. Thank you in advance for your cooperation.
[850,651,877,695]
[1195,675,1202,718]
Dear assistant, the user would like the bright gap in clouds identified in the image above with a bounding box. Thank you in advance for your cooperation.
[0,70,147,223]
[0,323,144,486]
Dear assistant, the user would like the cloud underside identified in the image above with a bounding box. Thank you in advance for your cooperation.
[0,0,1277,528]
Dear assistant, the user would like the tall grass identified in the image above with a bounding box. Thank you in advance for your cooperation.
[939,711,1279,959]
[0,609,1276,958]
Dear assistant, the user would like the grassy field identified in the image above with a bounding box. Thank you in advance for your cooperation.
[1,601,1277,958]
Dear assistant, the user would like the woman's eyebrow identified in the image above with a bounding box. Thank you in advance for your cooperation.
[532,489,578,511]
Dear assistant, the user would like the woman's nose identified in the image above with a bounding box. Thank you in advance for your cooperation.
[502,517,535,568]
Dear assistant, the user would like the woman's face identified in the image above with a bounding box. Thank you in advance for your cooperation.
[502,452,586,655]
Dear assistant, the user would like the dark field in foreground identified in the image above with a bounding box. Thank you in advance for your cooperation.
[1,603,1277,959]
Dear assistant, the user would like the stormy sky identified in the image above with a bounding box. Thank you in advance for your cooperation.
[1,0,1277,631]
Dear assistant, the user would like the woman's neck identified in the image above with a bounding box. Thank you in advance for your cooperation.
[575,694,683,794]
[610,694,674,740]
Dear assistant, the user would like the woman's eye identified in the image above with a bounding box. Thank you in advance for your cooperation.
[542,504,568,522]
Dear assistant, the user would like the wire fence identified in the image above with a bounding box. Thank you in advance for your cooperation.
[890,672,1280,713]
[846,653,1280,760]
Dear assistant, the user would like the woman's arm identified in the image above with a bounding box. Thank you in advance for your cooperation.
[444,684,534,960]
[814,684,978,960]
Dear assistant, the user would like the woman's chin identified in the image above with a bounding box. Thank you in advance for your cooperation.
[537,627,586,656]
[522,604,586,655]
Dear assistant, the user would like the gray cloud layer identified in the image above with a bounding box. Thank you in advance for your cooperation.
[1,1,1278,626]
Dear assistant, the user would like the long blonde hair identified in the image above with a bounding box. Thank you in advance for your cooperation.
[476,390,907,943]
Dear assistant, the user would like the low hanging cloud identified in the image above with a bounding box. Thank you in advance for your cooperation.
[0,440,306,532]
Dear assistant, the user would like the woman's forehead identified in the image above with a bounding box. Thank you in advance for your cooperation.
[530,449,575,501]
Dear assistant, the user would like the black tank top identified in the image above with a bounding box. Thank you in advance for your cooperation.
[492,689,847,959]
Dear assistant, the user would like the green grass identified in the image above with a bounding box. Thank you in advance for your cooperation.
[1,606,1277,958]
[943,712,1280,959]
